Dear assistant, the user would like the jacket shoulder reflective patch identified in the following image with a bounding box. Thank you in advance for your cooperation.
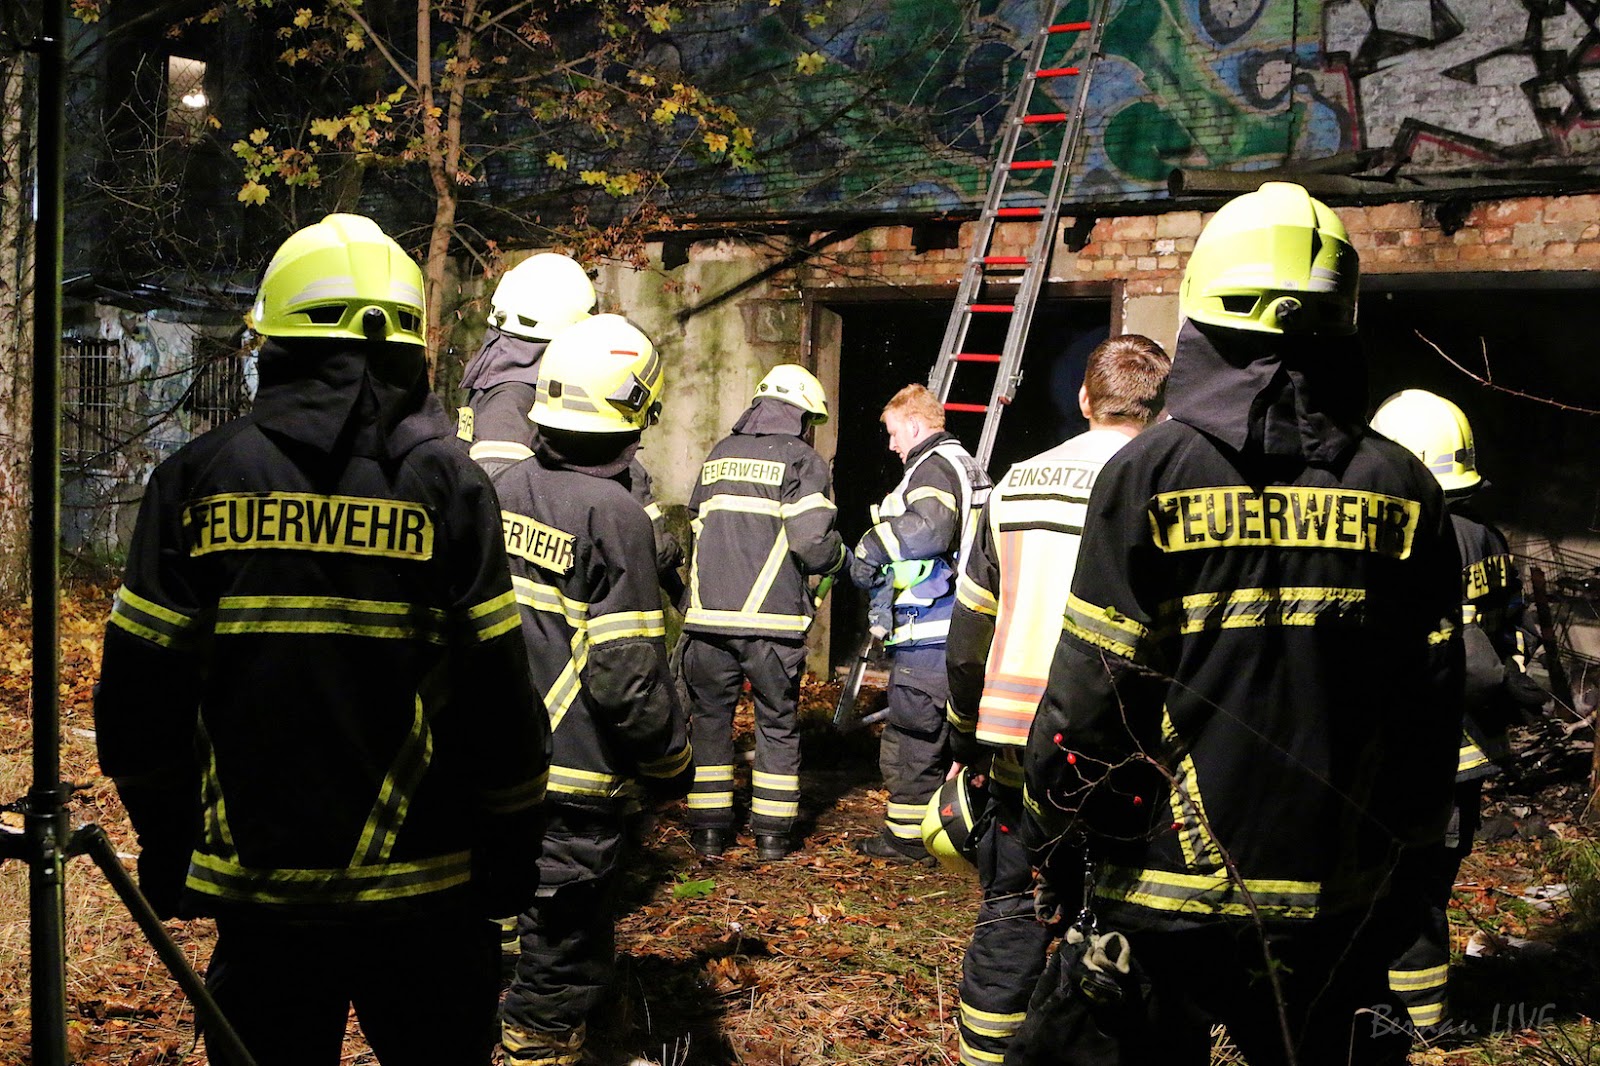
[1146,486,1420,559]
[456,406,474,442]
[185,492,434,561]
[701,457,785,487]
[500,510,577,574]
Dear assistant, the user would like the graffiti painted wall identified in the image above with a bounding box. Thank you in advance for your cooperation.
[579,0,1600,218]
[1324,0,1600,165]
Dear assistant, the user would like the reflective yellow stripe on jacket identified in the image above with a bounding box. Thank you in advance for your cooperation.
[1093,863,1321,921]
[109,587,199,649]
[214,595,449,642]
[512,576,590,732]
[547,765,624,800]
[187,849,473,906]
[685,493,836,635]
[512,576,668,745]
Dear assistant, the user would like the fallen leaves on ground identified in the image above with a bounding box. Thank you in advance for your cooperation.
[5,588,1600,1065]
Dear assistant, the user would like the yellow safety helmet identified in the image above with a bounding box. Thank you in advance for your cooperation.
[921,770,984,875]
[532,314,663,433]
[754,364,829,423]
[490,252,596,341]
[1180,181,1359,336]
[1370,388,1482,493]
[250,213,425,347]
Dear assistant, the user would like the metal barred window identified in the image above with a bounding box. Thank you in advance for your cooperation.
[181,335,250,434]
[62,337,121,470]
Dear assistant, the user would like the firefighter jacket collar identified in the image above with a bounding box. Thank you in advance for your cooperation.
[251,339,452,462]
[902,430,961,469]
[732,397,810,438]
[458,326,547,392]
[534,426,641,483]
[1166,320,1367,468]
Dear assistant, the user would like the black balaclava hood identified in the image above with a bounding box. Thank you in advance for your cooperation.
[1165,320,1368,468]
[251,338,452,462]
[458,325,548,392]
[535,425,641,482]
[732,396,811,438]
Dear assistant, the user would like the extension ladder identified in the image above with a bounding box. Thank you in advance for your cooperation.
[926,0,1110,469]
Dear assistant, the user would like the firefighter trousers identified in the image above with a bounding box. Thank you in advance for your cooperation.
[501,874,619,1057]
[205,912,500,1066]
[682,634,808,837]
[1388,779,1484,1033]
[879,652,950,849]
[1033,915,1413,1066]
[957,788,1053,1066]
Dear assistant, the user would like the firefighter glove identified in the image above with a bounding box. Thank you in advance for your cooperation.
[640,760,694,806]
[1032,866,1074,935]
[113,774,200,921]
[946,725,983,769]
[136,841,191,921]
[847,553,881,590]
[472,809,544,918]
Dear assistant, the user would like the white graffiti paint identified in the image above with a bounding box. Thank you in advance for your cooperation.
[1327,0,1592,156]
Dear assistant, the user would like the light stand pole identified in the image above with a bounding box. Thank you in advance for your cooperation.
[0,5,255,1063]
[23,0,69,1055]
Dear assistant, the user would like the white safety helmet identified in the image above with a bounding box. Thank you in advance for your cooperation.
[754,364,829,424]
[489,253,596,341]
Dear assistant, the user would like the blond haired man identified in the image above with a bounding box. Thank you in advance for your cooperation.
[848,384,990,860]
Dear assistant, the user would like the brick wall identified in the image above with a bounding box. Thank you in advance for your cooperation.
[799,192,1600,300]
[621,189,1597,506]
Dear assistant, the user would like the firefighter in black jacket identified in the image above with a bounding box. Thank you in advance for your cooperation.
[681,365,847,860]
[942,334,1170,1066]
[1022,183,1464,1066]
[494,313,694,1066]
[1372,388,1539,1035]
[456,253,685,601]
[94,213,549,1066]
[849,384,990,861]
[457,252,595,470]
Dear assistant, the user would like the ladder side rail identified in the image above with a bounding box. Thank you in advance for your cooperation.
[929,19,1058,401]
[995,8,1108,389]
[973,4,1110,467]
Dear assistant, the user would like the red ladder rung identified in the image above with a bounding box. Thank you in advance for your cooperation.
[1048,21,1092,32]
[944,402,989,413]
[955,353,1003,363]
[995,207,1043,218]
[968,304,1016,313]
[1007,160,1055,171]
[982,256,1029,265]
[1023,113,1069,124]
[1035,67,1081,78]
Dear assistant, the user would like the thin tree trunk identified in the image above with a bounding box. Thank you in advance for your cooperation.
[0,54,36,603]
[416,0,477,384]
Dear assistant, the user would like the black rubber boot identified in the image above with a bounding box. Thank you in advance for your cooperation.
[856,832,936,865]
[756,834,793,861]
[690,828,729,858]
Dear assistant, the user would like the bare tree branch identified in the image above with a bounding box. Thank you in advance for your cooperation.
[1417,330,1600,416]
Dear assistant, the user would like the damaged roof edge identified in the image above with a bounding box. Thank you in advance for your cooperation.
[1168,164,1600,208]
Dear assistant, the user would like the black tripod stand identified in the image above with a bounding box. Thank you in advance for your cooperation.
[0,6,252,1063]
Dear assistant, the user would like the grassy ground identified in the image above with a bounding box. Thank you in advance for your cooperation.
[3,587,1600,1064]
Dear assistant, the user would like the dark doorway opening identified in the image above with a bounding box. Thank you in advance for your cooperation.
[825,296,1112,666]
